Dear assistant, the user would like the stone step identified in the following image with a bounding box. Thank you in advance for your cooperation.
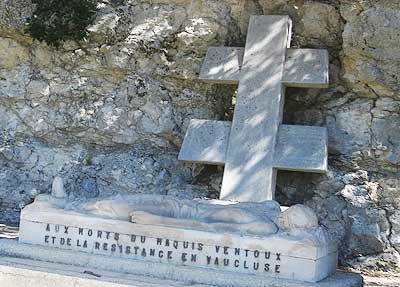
[0,256,206,287]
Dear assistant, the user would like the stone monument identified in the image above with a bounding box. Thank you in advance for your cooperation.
[179,15,328,202]
[0,15,362,287]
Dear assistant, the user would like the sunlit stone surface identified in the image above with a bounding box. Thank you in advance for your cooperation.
[180,15,330,202]
[19,194,338,283]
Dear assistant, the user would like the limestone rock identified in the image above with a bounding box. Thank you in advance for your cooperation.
[0,38,29,68]
[278,204,319,231]
[298,2,343,48]
[77,177,99,199]
[345,206,385,256]
[0,64,30,99]
[341,1,400,98]
[0,0,33,33]
[372,97,400,166]
[326,98,373,155]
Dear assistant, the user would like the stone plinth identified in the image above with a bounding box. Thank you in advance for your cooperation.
[0,251,363,287]
[18,195,338,284]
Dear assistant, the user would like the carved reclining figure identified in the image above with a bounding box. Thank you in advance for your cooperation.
[34,193,323,239]
[78,194,281,236]
[129,195,280,236]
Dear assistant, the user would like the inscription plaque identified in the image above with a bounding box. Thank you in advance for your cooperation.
[20,203,337,283]
[40,223,283,275]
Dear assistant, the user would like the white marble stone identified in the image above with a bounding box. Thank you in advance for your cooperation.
[179,120,328,173]
[0,256,202,287]
[199,47,244,84]
[273,125,328,172]
[283,49,329,88]
[180,15,330,203]
[199,48,329,88]
[0,250,363,287]
[219,15,291,202]
[18,195,337,283]
[129,197,280,237]
[178,120,230,165]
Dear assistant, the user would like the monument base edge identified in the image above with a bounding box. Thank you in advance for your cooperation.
[0,239,363,287]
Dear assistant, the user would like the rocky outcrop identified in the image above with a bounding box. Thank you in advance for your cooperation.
[0,0,399,271]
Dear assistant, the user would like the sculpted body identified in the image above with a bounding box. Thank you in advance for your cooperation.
[51,194,281,236]
[80,194,281,236]
[32,193,323,240]
[128,195,280,236]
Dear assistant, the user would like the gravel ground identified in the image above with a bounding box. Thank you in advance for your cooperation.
[363,272,400,287]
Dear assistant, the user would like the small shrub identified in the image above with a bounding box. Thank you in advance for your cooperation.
[26,0,98,48]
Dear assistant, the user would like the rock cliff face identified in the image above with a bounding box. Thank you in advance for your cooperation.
[0,0,399,270]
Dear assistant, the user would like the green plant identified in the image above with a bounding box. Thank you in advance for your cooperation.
[83,155,93,166]
[26,0,98,48]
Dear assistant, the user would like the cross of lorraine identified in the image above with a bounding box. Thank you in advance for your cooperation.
[179,15,329,202]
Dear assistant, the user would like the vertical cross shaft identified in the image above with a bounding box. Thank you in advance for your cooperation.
[220,16,291,202]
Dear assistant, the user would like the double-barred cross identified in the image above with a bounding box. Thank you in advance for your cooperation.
[179,15,329,202]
